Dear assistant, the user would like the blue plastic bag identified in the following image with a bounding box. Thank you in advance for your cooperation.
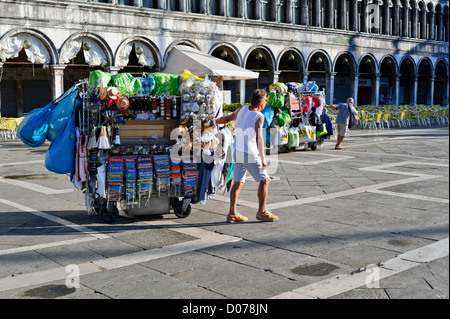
[47,86,79,142]
[45,112,77,174]
[18,103,56,147]
[261,105,274,128]
[261,105,274,146]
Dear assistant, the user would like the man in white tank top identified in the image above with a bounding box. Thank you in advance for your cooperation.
[215,89,279,223]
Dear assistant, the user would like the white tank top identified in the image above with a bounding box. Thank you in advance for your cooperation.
[233,105,263,156]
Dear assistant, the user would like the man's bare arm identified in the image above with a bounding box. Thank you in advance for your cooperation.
[215,106,243,125]
[255,116,266,167]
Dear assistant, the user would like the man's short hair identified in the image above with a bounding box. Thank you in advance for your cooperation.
[347,97,354,104]
[250,89,267,106]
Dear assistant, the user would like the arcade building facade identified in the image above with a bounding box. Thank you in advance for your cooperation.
[0,0,448,117]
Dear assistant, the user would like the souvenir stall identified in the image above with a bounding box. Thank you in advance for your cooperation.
[264,81,332,153]
[17,69,234,223]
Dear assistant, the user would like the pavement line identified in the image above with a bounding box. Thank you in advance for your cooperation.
[212,194,259,209]
[368,189,449,204]
[0,226,241,293]
[271,237,449,299]
[343,134,450,149]
[269,153,355,166]
[0,160,44,167]
[266,161,446,210]
[266,175,440,210]
[0,198,110,240]
[211,161,446,210]
[0,237,98,256]
[0,177,73,194]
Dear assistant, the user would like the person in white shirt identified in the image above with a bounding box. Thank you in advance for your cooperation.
[215,89,279,223]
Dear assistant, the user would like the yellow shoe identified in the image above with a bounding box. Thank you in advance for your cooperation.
[256,211,279,222]
[227,213,249,223]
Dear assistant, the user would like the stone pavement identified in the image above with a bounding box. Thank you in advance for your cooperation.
[0,125,448,303]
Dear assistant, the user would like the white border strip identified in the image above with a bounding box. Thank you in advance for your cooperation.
[0,160,44,167]
[0,198,110,240]
[271,237,449,299]
[0,177,73,194]
[0,237,98,256]
[368,189,449,204]
[0,225,241,293]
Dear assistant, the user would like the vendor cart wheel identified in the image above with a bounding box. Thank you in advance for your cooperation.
[310,142,318,151]
[99,203,119,223]
[173,199,192,219]
[175,204,191,219]
[93,196,106,214]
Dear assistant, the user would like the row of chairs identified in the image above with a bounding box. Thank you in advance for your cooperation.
[356,105,449,129]
[0,117,24,140]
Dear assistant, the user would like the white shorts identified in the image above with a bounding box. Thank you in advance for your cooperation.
[233,151,269,183]
[336,123,349,137]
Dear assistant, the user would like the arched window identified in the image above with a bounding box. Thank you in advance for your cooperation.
[117,0,133,5]
[208,0,219,15]
[417,59,432,104]
[142,0,157,8]
[426,3,434,40]
[188,0,201,13]
[261,0,270,21]
[434,61,448,105]
[292,0,300,25]
[276,0,286,23]
[381,0,389,35]
[419,1,426,39]
[334,54,355,104]
[435,4,443,41]
[444,6,449,42]
[399,58,415,105]
[166,0,179,11]
[227,0,238,17]
[245,0,255,19]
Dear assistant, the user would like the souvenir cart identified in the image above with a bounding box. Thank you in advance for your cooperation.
[265,82,331,153]
[80,70,229,223]
[17,69,232,223]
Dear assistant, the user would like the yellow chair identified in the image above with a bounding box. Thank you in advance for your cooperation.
[15,117,25,127]
[382,111,391,129]
[0,118,7,139]
[411,109,424,126]
[360,110,369,129]
[424,109,432,126]
[441,107,449,124]
[5,118,18,140]
[366,111,384,129]
[404,110,412,127]
[392,110,406,127]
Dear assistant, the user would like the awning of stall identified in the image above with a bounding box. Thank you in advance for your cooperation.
[162,45,259,81]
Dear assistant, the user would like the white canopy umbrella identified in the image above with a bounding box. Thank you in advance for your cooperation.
[162,45,259,81]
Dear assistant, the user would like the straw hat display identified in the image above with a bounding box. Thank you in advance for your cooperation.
[118,97,130,110]
[93,86,107,101]
[107,87,121,100]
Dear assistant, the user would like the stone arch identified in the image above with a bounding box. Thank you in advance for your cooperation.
[60,32,113,67]
[163,39,200,68]
[0,28,57,65]
[114,36,161,70]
